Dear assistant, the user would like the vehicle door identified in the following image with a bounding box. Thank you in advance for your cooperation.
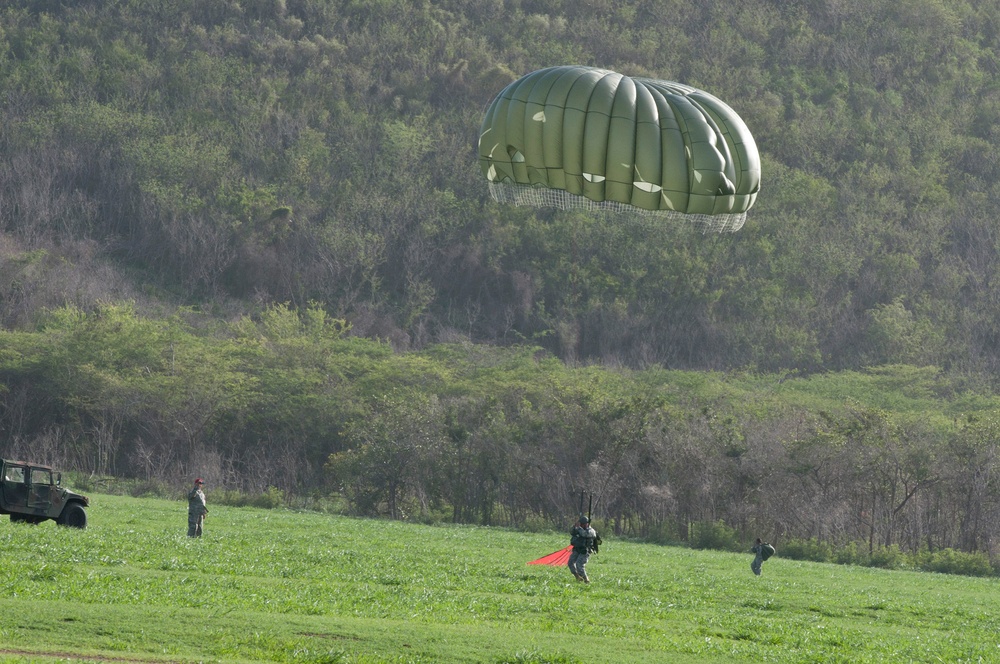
[27,467,53,512]
[1,464,28,509]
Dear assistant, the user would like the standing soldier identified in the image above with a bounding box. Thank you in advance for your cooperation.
[568,515,598,583]
[750,537,774,576]
[187,478,208,537]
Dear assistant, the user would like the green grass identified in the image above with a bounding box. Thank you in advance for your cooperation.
[0,495,998,662]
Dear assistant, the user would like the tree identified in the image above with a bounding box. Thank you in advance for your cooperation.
[326,393,446,519]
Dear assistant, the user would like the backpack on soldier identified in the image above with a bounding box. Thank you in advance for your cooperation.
[761,543,775,561]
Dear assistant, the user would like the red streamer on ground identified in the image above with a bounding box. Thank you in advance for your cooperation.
[527,545,572,566]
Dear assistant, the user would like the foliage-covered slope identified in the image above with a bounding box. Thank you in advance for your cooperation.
[5,300,1000,559]
[2,0,1000,374]
[7,0,1000,559]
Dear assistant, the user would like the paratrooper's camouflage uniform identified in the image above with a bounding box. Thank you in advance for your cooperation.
[187,479,208,537]
[568,517,597,583]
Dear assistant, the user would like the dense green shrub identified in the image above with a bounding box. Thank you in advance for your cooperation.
[780,538,835,563]
[688,520,742,552]
[833,542,867,567]
[915,549,996,577]
[127,480,174,499]
[212,486,286,509]
[868,545,906,570]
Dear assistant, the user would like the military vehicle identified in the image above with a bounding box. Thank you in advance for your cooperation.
[0,459,89,528]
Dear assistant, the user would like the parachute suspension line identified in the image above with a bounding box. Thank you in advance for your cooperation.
[487,182,747,233]
[578,490,595,520]
[567,209,581,363]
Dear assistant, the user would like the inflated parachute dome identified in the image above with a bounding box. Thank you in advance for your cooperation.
[478,66,760,232]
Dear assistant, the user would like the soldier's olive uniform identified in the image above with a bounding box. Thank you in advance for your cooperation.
[187,485,208,537]
[750,539,773,576]
[568,520,597,583]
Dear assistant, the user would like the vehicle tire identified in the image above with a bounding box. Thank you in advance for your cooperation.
[9,513,26,523]
[57,503,87,529]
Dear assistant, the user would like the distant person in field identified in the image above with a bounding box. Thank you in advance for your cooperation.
[187,478,208,537]
[750,537,774,576]
[568,515,599,583]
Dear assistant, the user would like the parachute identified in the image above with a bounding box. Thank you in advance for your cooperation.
[478,65,760,232]
[527,545,572,566]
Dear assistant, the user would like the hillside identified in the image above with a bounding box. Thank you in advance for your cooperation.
[2,0,999,373]
[5,1,1000,559]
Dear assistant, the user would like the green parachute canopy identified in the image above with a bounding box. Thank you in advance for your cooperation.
[478,65,760,232]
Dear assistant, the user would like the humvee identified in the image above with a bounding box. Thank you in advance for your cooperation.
[0,459,89,528]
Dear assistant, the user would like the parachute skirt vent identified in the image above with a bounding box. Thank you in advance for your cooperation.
[488,182,747,233]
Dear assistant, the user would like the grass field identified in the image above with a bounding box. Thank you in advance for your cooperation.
[0,495,998,663]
